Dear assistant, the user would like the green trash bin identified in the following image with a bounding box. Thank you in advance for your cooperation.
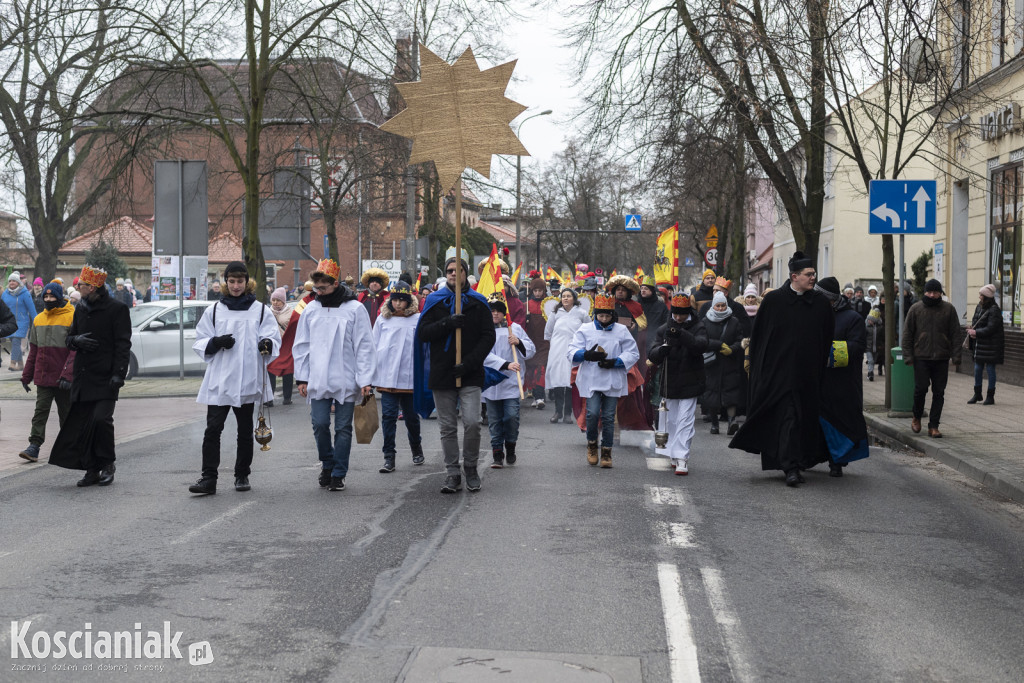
[890,347,914,413]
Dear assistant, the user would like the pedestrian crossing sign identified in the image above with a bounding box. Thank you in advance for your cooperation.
[625,214,642,232]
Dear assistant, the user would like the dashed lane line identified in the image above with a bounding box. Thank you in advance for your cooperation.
[658,563,701,682]
[170,501,255,545]
[700,567,755,683]
[648,485,687,506]
[653,521,697,548]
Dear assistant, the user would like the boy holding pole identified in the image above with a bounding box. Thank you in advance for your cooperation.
[483,292,535,468]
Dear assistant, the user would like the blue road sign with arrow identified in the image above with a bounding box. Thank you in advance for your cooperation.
[868,180,937,234]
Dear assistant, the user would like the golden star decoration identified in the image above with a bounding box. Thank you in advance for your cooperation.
[380,45,529,193]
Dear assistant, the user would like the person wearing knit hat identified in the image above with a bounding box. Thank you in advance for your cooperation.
[113,277,133,308]
[371,281,424,473]
[292,258,374,492]
[48,264,131,488]
[186,260,281,495]
[523,277,551,409]
[690,269,717,314]
[901,278,961,438]
[568,292,640,468]
[639,276,668,352]
[3,270,34,370]
[729,251,835,487]
[815,276,870,476]
[965,283,1004,406]
[701,291,745,437]
[416,253,496,493]
[739,283,760,318]
[30,278,45,314]
[18,281,75,463]
[266,287,295,406]
[649,291,709,475]
[482,292,536,468]
[697,276,752,337]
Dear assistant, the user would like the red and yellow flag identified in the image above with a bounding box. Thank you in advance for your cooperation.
[476,243,503,299]
[415,271,421,291]
[545,267,562,284]
[635,266,645,281]
[653,223,679,286]
[510,261,523,287]
[609,269,618,279]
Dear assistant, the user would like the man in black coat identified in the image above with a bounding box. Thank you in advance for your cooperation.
[902,279,961,438]
[49,265,132,487]
[416,256,496,493]
[729,251,834,487]
[815,277,869,477]
[649,292,709,475]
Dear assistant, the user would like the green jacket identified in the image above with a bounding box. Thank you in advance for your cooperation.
[901,299,962,364]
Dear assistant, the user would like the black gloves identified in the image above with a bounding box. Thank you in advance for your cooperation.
[58,379,72,391]
[210,334,235,351]
[22,381,31,393]
[448,313,466,329]
[582,344,607,362]
[597,358,618,369]
[452,363,466,377]
[67,333,98,352]
[258,338,273,355]
[109,376,125,390]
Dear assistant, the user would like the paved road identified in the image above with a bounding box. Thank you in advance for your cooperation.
[1,399,1023,681]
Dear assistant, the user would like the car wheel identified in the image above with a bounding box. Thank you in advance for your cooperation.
[127,353,138,381]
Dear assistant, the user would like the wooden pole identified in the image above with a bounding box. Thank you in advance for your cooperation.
[455,179,463,388]
[499,284,525,399]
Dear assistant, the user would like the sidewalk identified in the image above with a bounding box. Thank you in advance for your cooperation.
[863,364,1024,504]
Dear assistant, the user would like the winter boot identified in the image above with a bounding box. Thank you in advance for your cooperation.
[411,443,425,466]
[726,418,738,436]
[464,466,481,492]
[710,418,720,435]
[550,412,562,423]
[505,442,517,465]
[867,371,874,382]
[19,443,40,462]
[379,453,396,473]
[599,447,613,468]
[491,448,504,469]
[189,477,216,495]
[984,387,996,405]
[967,386,983,404]
[586,441,599,466]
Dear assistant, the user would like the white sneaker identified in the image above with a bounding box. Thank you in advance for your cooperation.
[536,399,545,409]
[675,460,688,476]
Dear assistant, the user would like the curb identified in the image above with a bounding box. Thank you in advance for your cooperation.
[864,414,1024,505]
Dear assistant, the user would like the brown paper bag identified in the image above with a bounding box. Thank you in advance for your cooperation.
[353,394,379,444]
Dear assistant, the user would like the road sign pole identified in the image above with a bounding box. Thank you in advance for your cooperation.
[898,234,905,344]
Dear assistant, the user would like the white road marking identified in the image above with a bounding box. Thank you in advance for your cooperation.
[648,485,687,506]
[658,563,701,682]
[654,521,696,548]
[700,567,755,683]
[647,457,673,471]
[171,501,256,545]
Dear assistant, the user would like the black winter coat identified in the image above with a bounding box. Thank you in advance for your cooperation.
[701,315,745,410]
[649,317,709,399]
[970,302,1004,365]
[851,298,872,319]
[417,288,496,390]
[640,294,669,354]
[698,298,752,337]
[65,289,132,402]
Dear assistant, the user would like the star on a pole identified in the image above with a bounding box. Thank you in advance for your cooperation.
[381,44,530,193]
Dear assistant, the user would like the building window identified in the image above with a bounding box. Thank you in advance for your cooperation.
[954,0,971,88]
[989,164,1019,326]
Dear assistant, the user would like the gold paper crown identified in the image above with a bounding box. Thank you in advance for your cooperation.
[641,275,657,287]
[391,281,413,296]
[79,265,107,288]
[671,292,691,309]
[361,267,390,288]
[594,293,615,311]
[312,259,341,282]
[714,276,732,290]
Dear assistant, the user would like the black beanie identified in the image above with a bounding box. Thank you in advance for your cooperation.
[224,261,248,281]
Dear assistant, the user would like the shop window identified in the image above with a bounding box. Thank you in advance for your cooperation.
[989,164,1020,326]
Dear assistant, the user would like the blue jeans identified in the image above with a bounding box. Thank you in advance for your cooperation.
[310,399,354,477]
[585,392,617,447]
[974,362,997,388]
[486,398,521,449]
[380,392,421,455]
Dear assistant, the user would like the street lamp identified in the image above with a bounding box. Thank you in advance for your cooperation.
[516,109,552,271]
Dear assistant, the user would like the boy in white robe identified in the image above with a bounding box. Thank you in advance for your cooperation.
[189,262,280,495]
[568,292,639,468]
[483,295,535,468]
[371,281,422,473]
[293,259,376,492]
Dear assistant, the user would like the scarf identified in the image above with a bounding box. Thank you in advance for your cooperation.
[220,292,257,311]
[705,292,733,323]
[317,285,353,309]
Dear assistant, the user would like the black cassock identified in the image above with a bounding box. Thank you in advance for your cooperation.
[729,281,834,472]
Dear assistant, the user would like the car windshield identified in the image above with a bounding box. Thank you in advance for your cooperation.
[129,304,165,328]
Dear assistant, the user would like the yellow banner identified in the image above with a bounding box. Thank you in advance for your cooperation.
[654,223,678,286]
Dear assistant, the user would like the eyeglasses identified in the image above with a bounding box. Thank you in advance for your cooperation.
[445,268,459,274]
[798,271,817,278]
[313,284,332,292]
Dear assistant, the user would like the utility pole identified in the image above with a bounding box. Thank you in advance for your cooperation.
[515,110,552,267]
[403,34,420,279]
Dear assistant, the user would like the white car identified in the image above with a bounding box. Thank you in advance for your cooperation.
[127,300,214,379]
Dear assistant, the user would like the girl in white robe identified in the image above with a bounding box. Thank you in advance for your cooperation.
[482,297,535,468]
[544,288,591,423]
[371,282,422,473]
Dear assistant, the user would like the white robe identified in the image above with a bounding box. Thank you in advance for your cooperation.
[371,310,419,390]
[293,299,376,404]
[483,323,536,401]
[544,306,591,388]
[568,321,639,398]
[194,300,281,406]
